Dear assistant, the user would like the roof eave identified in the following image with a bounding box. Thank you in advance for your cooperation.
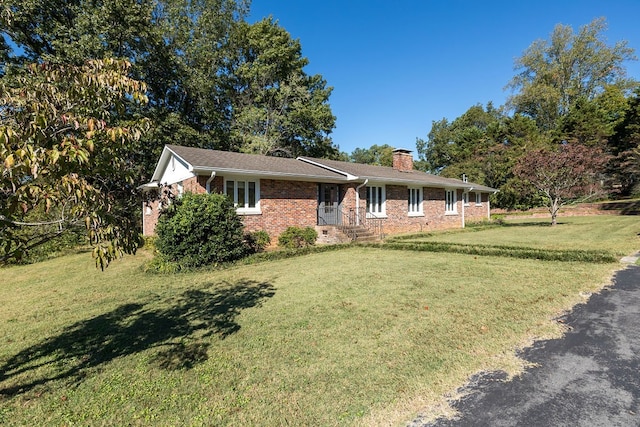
[191,166,349,182]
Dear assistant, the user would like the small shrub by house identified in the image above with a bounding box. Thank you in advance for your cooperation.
[278,226,318,249]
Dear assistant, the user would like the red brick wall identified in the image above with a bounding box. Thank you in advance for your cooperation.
[142,176,318,239]
[340,184,358,211]
[184,176,207,194]
[142,174,491,239]
[142,197,160,236]
[464,192,490,222]
[381,186,459,234]
[142,181,182,236]
[208,176,224,193]
[241,179,318,239]
[361,187,490,235]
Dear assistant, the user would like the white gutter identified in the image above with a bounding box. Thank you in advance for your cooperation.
[137,182,160,191]
[355,179,369,226]
[142,200,146,236]
[205,171,216,193]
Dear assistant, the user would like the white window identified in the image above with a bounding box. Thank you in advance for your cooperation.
[176,182,184,197]
[445,189,457,214]
[475,192,482,205]
[463,192,469,206]
[408,187,423,216]
[225,178,260,214]
[366,185,385,216]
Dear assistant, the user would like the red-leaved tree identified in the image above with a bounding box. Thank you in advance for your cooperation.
[514,143,609,225]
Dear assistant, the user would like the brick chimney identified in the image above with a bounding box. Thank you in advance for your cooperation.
[392,148,413,172]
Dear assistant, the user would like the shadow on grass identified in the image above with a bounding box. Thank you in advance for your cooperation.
[0,280,275,396]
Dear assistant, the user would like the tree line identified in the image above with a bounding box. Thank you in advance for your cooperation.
[411,18,639,213]
[346,19,639,216]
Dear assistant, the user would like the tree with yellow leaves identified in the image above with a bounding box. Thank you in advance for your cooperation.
[1,59,149,268]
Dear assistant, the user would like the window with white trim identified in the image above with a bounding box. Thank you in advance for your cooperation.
[407,187,423,215]
[463,192,469,206]
[224,178,260,214]
[475,192,482,205]
[445,189,457,214]
[366,185,385,216]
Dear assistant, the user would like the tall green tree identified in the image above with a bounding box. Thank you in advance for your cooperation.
[223,18,336,158]
[349,144,394,166]
[1,1,336,163]
[488,114,548,209]
[610,89,640,194]
[416,18,637,209]
[416,103,504,178]
[559,86,628,147]
[417,105,552,210]
[0,0,160,65]
[507,17,636,133]
[132,0,251,172]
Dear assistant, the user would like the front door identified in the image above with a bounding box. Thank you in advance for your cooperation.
[318,184,340,225]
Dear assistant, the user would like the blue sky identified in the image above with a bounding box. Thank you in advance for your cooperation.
[248,0,640,157]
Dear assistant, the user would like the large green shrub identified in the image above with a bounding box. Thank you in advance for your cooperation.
[155,193,247,268]
[277,226,318,249]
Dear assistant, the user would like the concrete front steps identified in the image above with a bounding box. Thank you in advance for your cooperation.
[315,224,382,244]
[340,225,380,242]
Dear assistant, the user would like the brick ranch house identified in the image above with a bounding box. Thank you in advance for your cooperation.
[141,144,497,243]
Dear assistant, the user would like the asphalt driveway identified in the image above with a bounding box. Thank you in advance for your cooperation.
[411,262,640,427]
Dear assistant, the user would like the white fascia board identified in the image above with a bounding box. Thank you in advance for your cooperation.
[150,146,194,182]
[137,182,161,191]
[149,148,170,182]
[436,182,474,191]
[295,157,359,180]
[152,148,195,186]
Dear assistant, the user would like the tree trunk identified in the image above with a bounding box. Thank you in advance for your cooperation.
[550,198,560,226]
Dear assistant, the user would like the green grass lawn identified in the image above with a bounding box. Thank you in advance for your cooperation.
[400,216,640,256]
[0,216,637,426]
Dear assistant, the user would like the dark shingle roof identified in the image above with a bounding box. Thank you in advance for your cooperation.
[298,156,494,190]
[157,145,497,192]
[166,145,345,180]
